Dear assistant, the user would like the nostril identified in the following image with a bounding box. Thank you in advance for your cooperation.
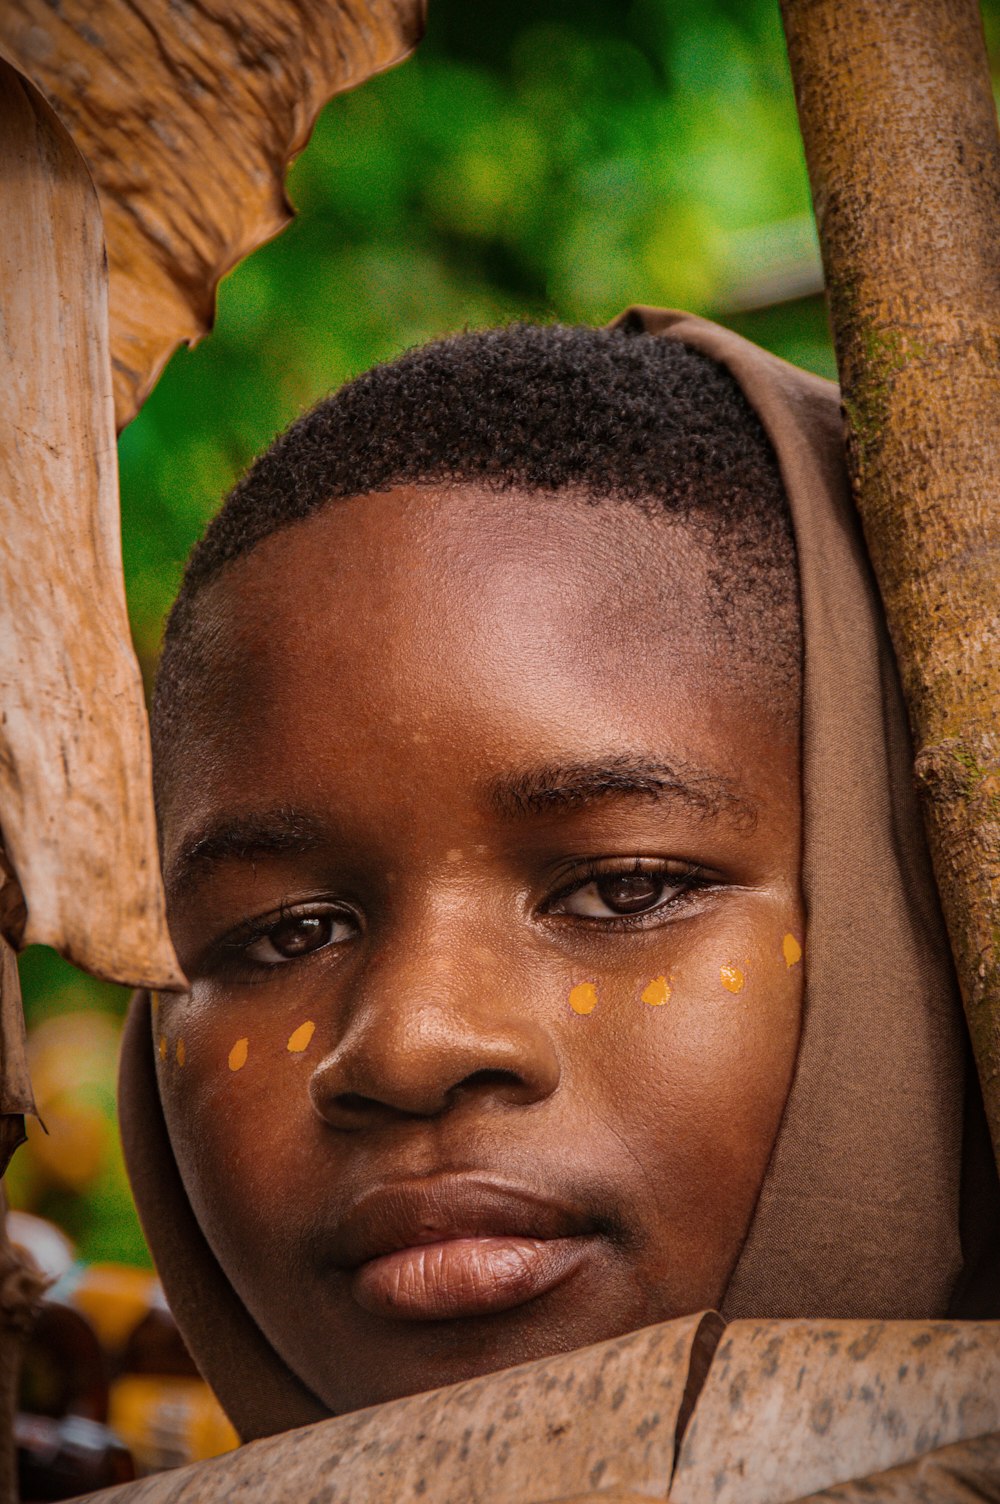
[326,1091,399,1129]
[337,1092,376,1116]
[323,1069,532,1128]
[453,1067,530,1101]
[461,1068,522,1090]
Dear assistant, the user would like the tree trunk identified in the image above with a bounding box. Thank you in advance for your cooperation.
[779,0,1000,1161]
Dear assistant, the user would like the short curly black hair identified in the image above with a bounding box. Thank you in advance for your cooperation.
[152,322,801,786]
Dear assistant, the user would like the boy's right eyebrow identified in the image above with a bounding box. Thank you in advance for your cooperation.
[165,808,327,902]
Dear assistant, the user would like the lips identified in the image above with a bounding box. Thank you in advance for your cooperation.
[332,1177,598,1322]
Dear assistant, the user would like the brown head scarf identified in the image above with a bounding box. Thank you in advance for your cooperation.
[119,308,999,1440]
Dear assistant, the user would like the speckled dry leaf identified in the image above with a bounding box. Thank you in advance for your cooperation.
[0,939,33,1176]
[541,1496,657,1503]
[71,1315,716,1504]
[793,1431,1000,1503]
[0,0,426,429]
[672,1319,1000,1504]
[0,60,181,988]
[65,1316,1000,1504]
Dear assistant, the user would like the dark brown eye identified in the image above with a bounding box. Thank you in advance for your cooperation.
[594,872,664,914]
[244,909,355,965]
[269,915,332,956]
[549,866,694,921]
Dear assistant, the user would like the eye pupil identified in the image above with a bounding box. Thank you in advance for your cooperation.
[270,914,331,957]
[596,873,663,914]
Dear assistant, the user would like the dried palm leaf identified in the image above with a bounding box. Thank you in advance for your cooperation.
[0,1,426,429]
[0,937,34,1178]
[0,60,181,986]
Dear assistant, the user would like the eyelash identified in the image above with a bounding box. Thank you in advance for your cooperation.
[542,857,715,931]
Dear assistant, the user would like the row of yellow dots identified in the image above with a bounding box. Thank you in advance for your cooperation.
[159,1019,317,1072]
[568,932,803,1016]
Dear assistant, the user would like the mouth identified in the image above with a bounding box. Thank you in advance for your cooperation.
[334,1176,599,1323]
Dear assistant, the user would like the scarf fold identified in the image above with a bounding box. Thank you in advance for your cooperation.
[119,308,998,1440]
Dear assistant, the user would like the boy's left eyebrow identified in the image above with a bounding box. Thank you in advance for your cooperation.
[165,808,327,901]
[488,756,757,826]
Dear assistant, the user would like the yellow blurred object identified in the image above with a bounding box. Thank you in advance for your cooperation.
[108,1375,239,1474]
[68,1264,157,1355]
[28,1011,120,1102]
[24,1096,109,1193]
[18,1011,119,1196]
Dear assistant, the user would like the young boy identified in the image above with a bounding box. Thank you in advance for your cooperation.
[120,310,997,1440]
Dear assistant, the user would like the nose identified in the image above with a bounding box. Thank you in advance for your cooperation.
[308,949,561,1130]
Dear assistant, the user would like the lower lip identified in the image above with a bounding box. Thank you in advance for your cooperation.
[351,1235,592,1321]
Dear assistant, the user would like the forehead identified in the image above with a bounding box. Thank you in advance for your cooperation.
[191,483,743,710]
[159,484,793,851]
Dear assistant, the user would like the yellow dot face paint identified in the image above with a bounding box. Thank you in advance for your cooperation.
[287,1020,316,1054]
[782,932,803,968]
[229,1038,249,1072]
[158,1034,167,1060]
[721,965,745,994]
[176,1038,186,1066]
[568,982,598,1015]
[641,975,671,1008]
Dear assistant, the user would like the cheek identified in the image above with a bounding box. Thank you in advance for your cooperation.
[153,995,324,1263]
[562,915,802,1110]
[560,912,803,1288]
[663,943,802,1167]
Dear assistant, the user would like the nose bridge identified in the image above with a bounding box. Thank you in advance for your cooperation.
[309,898,561,1122]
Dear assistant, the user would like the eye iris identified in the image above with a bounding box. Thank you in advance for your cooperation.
[270,915,331,957]
[596,873,664,914]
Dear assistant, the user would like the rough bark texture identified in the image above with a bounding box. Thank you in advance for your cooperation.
[0,60,181,989]
[780,0,1000,1159]
[71,1316,1000,1504]
[0,0,426,430]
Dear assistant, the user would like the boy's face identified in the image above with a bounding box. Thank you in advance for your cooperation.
[157,484,803,1413]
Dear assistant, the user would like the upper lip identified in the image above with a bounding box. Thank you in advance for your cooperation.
[330,1175,596,1270]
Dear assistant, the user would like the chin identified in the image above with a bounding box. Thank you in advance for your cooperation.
[312,1304,655,1416]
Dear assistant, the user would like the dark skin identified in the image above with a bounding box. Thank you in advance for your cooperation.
[156,483,803,1414]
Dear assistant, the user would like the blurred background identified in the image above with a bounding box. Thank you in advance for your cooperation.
[11,0,1000,1306]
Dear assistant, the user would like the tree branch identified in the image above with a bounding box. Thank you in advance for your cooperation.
[780,0,1000,1162]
